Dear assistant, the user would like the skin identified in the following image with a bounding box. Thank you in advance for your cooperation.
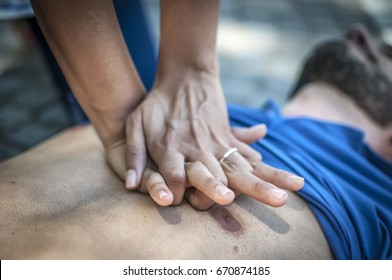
[1,25,389,260]
[30,0,304,210]
[284,82,392,161]
[3,48,389,258]
[0,125,331,260]
[30,0,145,147]
[285,25,392,161]
[1,69,387,259]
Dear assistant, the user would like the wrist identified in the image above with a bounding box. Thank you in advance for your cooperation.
[149,64,227,113]
[91,111,127,148]
[154,57,220,89]
[90,91,145,148]
[163,54,218,73]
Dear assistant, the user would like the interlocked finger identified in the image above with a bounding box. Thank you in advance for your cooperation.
[185,188,216,210]
[140,166,174,206]
[156,151,187,205]
[219,148,253,172]
[221,161,289,207]
[252,161,305,191]
[188,151,228,185]
[234,141,262,166]
[185,161,234,206]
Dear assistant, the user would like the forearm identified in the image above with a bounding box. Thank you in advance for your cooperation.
[30,0,145,147]
[156,0,220,82]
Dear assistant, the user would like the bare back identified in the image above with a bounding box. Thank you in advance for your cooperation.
[0,126,332,259]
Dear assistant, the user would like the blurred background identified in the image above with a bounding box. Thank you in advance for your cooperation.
[1,0,391,161]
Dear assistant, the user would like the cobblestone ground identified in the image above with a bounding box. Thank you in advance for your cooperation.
[0,21,72,161]
[1,0,391,161]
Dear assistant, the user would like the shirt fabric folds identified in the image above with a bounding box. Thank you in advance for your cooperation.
[228,100,392,260]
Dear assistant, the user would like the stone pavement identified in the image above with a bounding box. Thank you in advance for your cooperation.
[1,0,391,161]
[0,20,72,161]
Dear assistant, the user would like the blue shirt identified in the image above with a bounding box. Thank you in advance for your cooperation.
[228,100,392,260]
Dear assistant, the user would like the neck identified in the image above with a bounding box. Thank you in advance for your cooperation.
[283,82,392,161]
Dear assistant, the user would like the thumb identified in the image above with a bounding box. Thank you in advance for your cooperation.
[231,124,267,144]
[125,112,147,190]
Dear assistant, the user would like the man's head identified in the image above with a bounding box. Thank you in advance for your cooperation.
[290,24,392,127]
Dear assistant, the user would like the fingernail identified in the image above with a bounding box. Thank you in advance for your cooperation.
[270,189,287,201]
[217,185,232,197]
[126,169,137,189]
[158,191,168,200]
[253,123,267,130]
[289,175,305,186]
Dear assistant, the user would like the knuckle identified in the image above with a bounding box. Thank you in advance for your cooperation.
[144,172,158,187]
[204,177,220,188]
[125,145,142,159]
[250,152,262,162]
[189,195,214,211]
[252,180,269,193]
[265,167,282,180]
[221,161,243,175]
[245,151,262,168]
[185,161,203,171]
[271,169,281,178]
[248,159,260,170]
[167,170,186,186]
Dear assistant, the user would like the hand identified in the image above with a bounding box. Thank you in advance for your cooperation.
[106,141,172,206]
[184,125,305,210]
[107,124,303,209]
[123,70,305,209]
